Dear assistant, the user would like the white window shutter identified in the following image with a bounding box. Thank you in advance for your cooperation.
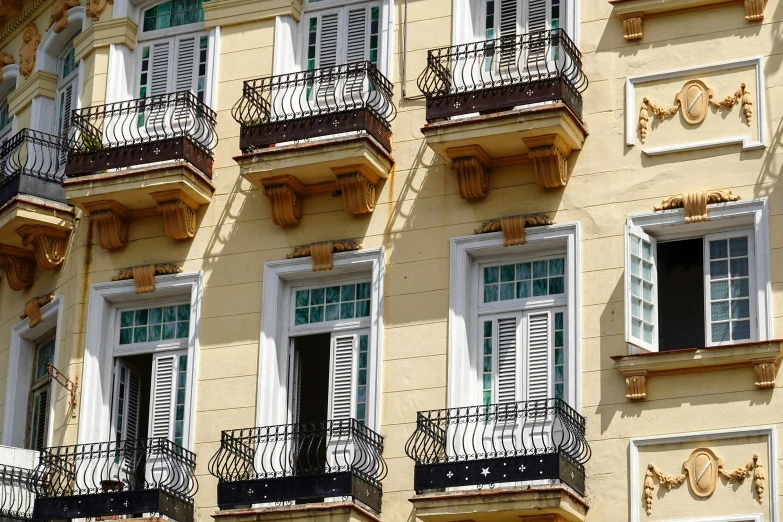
[112,360,142,441]
[149,353,177,439]
[499,0,518,37]
[175,36,198,93]
[626,226,658,351]
[126,370,141,440]
[526,0,548,33]
[525,312,551,402]
[346,7,368,63]
[288,344,302,423]
[149,41,171,96]
[496,317,518,404]
[318,13,340,68]
[329,333,355,421]
[59,83,73,138]
[29,389,48,450]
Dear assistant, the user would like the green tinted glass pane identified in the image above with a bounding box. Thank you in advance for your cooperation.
[711,322,730,342]
[163,323,176,340]
[164,306,177,322]
[356,403,366,423]
[554,348,564,364]
[500,282,515,300]
[500,264,515,282]
[555,331,564,347]
[120,328,133,345]
[484,321,492,337]
[134,327,147,343]
[326,286,340,303]
[371,6,379,18]
[341,284,356,301]
[356,300,370,317]
[516,263,531,280]
[484,266,498,284]
[555,312,563,330]
[142,46,150,59]
[549,277,565,294]
[484,284,498,302]
[177,304,190,321]
[357,282,371,299]
[149,308,162,325]
[340,302,355,319]
[310,288,325,305]
[309,17,317,30]
[549,258,565,276]
[295,308,309,325]
[120,311,134,327]
[483,374,491,389]
[358,352,368,367]
[358,369,367,385]
[516,281,530,298]
[135,309,149,325]
[296,290,309,307]
[533,261,547,278]
[369,49,378,62]
[533,279,548,296]
[148,325,162,341]
[483,356,491,372]
[177,321,189,338]
[325,304,340,321]
[360,335,368,351]
[555,383,564,399]
[310,305,324,322]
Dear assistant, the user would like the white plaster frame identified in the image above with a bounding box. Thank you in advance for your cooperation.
[76,272,203,449]
[1,297,63,449]
[257,248,385,433]
[448,223,581,410]
[625,57,766,155]
[628,426,777,522]
[624,198,771,354]
[0,64,20,138]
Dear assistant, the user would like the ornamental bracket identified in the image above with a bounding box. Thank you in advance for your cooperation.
[47,363,78,417]
[523,134,572,189]
[113,263,182,293]
[16,224,70,270]
[151,189,200,240]
[84,200,130,250]
[475,214,553,246]
[446,145,491,200]
[287,239,362,271]
[654,190,741,223]
[20,293,55,328]
[0,245,35,291]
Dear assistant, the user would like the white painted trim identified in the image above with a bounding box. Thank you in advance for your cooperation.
[625,57,765,154]
[2,64,19,89]
[628,426,776,522]
[657,516,762,522]
[76,272,203,449]
[2,297,63,449]
[625,198,771,352]
[206,26,220,110]
[37,7,87,74]
[106,44,134,104]
[448,223,581,411]
[272,16,298,76]
[257,248,385,433]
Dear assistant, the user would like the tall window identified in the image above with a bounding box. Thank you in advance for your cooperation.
[26,336,54,450]
[55,40,78,141]
[143,0,205,31]
[303,2,381,72]
[483,0,559,40]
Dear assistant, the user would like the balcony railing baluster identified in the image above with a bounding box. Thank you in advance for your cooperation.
[0,464,38,521]
[417,29,588,122]
[232,61,396,153]
[0,129,70,208]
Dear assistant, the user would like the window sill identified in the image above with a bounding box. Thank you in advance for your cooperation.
[612,340,783,400]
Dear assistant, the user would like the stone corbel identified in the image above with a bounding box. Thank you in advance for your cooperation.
[85,0,113,20]
[113,263,182,293]
[288,239,362,271]
[0,245,35,291]
[0,52,13,82]
[20,293,54,327]
[744,0,765,20]
[151,189,199,240]
[19,24,41,79]
[654,190,741,223]
[753,360,777,389]
[84,200,130,250]
[332,165,380,215]
[625,371,647,400]
[16,225,70,270]
[446,145,491,199]
[619,12,644,41]
[49,0,81,33]
[475,214,554,246]
[262,176,304,226]
[523,135,572,189]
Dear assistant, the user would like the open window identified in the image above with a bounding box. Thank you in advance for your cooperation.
[26,335,55,450]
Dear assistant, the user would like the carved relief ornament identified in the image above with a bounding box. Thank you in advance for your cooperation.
[475,214,553,247]
[49,0,80,33]
[0,245,35,291]
[85,0,113,21]
[16,224,70,270]
[151,190,199,240]
[20,293,54,327]
[19,23,41,79]
[84,200,130,250]
[0,51,14,82]
[654,190,741,223]
[113,263,181,294]
[333,165,380,215]
[523,134,571,189]
[287,239,362,271]
[447,146,491,200]
[262,177,304,226]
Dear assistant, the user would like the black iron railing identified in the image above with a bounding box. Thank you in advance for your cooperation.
[232,61,396,153]
[0,464,37,521]
[0,129,70,207]
[67,90,217,177]
[405,399,590,495]
[417,29,587,122]
[31,438,198,522]
[209,419,387,512]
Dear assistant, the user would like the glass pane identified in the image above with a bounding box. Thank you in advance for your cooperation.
[356,300,370,317]
[709,239,728,259]
[134,309,149,325]
[148,325,162,342]
[731,320,751,340]
[643,303,653,323]
[325,304,339,321]
[357,282,371,299]
[549,258,565,276]
[554,312,564,330]
[630,237,640,256]
[500,264,515,282]
[484,321,492,337]
[731,299,750,319]
[341,284,356,301]
[631,318,641,338]
[296,290,309,307]
[120,329,133,345]
[631,277,641,298]
[711,322,730,342]
[641,241,652,261]
[516,263,531,280]
[310,288,325,305]
[730,258,749,277]
[729,236,748,256]
[711,301,729,321]
[499,283,515,300]
[120,311,134,327]
[731,279,749,298]
[631,258,640,277]
[549,277,564,294]
[710,281,729,300]
[163,323,176,340]
[516,281,530,298]
[177,321,189,338]
[554,331,563,347]
[484,266,498,284]
[164,306,177,322]
[149,308,162,325]
[340,302,355,319]
[326,286,341,303]
[177,304,190,321]
[134,327,147,343]
[533,278,547,296]
[295,308,309,325]
[533,261,547,279]
[642,261,652,282]
[643,324,653,343]
[631,297,641,319]
[643,282,653,302]
[310,305,324,323]
[484,284,499,302]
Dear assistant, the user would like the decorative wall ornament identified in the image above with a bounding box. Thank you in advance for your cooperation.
[454,155,490,199]
[475,214,553,247]
[113,263,182,294]
[16,224,70,270]
[620,13,644,40]
[0,51,13,82]
[263,180,303,226]
[287,239,362,271]
[48,0,80,33]
[84,200,130,250]
[151,190,199,240]
[0,245,35,290]
[625,372,647,400]
[638,81,753,143]
[644,449,765,515]
[20,293,54,327]
[85,0,113,21]
[333,166,380,215]
[523,134,571,189]
[654,190,741,223]
[753,361,776,389]
[744,0,765,20]
[18,23,41,79]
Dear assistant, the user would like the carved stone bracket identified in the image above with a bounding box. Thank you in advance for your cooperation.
[20,293,54,327]
[18,23,40,79]
[113,263,181,294]
[333,165,380,215]
[620,12,644,40]
[85,0,113,20]
[16,224,70,270]
[151,189,199,240]
[0,51,13,82]
[262,176,304,226]
[446,146,491,200]
[744,0,765,19]
[523,135,571,189]
[475,214,554,247]
[0,245,35,290]
[85,200,130,250]
[49,0,80,32]
[753,360,776,389]
[654,190,741,223]
[624,371,647,400]
[287,239,362,271]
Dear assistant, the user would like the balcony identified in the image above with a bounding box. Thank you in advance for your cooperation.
[31,438,198,522]
[232,62,396,225]
[0,463,37,521]
[417,30,588,197]
[61,91,217,248]
[405,399,591,522]
[0,130,75,290]
[209,419,387,516]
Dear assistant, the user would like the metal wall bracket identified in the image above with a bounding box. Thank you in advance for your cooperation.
[47,363,78,417]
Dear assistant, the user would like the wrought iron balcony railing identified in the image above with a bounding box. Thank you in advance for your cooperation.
[232,61,396,153]
[66,90,217,177]
[417,29,587,122]
[405,398,590,495]
[0,464,37,521]
[209,419,387,513]
[0,129,70,208]
[31,438,198,522]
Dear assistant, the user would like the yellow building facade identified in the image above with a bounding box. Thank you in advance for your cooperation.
[0,0,777,520]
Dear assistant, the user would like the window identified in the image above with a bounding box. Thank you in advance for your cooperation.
[138,34,208,102]
[27,336,54,450]
[119,304,191,345]
[143,0,205,32]
[482,0,559,41]
[303,2,381,71]
[55,39,78,143]
[294,282,371,325]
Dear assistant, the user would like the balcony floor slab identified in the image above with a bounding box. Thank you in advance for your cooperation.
[212,501,380,522]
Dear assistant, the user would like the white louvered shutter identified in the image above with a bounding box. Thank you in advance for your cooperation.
[29,389,48,450]
[147,41,171,126]
[173,36,198,122]
[112,360,142,441]
[525,312,551,402]
[316,12,340,100]
[345,7,368,98]
[329,334,355,421]
[496,317,518,404]
[498,0,519,67]
[149,353,176,439]
[526,0,549,59]
[56,80,74,165]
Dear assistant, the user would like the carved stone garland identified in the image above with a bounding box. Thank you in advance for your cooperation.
[0,51,14,82]
[644,449,764,515]
[654,189,741,223]
[639,81,753,144]
[0,245,35,291]
[85,0,113,20]
[16,225,70,270]
[475,214,554,247]
[19,23,41,79]
[85,201,130,250]
[20,293,55,327]
[49,0,81,33]
[287,239,362,271]
[113,263,181,294]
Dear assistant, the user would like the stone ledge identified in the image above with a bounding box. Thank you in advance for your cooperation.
[612,340,783,400]
[409,486,588,522]
[212,502,380,522]
[203,0,302,27]
[7,70,57,117]
[74,17,138,62]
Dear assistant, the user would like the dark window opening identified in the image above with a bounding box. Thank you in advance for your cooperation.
[657,238,705,351]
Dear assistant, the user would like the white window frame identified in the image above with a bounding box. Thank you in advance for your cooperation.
[624,198,771,354]
[54,39,79,138]
[2,297,62,449]
[288,275,374,334]
[257,248,384,433]
[76,272,203,449]
[449,223,580,410]
[112,298,193,356]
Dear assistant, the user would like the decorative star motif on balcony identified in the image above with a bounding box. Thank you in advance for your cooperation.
[519,464,526,472]
[446,471,453,478]
[481,467,490,477]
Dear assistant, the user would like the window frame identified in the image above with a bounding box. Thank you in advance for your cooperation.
[138,0,207,40]
[624,198,771,354]
[26,333,56,450]
[112,298,193,356]
[288,276,373,334]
